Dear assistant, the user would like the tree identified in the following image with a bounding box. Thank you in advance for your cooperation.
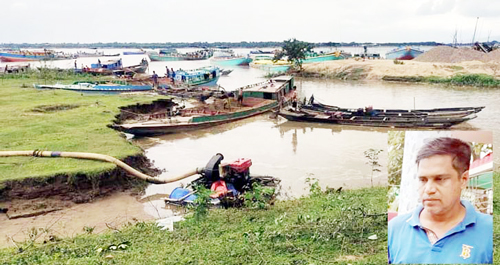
[273,38,314,70]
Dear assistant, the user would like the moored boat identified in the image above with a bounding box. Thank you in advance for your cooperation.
[34,80,152,93]
[0,49,75,62]
[113,76,295,136]
[174,66,220,87]
[210,50,252,66]
[385,46,424,60]
[278,98,483,129]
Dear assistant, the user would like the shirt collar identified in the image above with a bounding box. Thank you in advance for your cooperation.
[406,200,477,227]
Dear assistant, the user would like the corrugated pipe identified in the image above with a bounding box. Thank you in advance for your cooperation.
[0,150,202,184]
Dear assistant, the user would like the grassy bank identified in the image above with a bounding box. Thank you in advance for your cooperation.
[0,74,165,182]
[383,73,500,87]
[0,173,498,264]
[0,184,387,264]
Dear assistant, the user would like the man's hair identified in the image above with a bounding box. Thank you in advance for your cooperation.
[416,137,472,176]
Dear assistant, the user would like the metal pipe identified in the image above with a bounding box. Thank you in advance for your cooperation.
[0,150,202,184]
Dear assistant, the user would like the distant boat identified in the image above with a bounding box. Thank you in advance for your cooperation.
[210,50,252,66]
[82,58,148,75]
[173,66,220,87]
[385,47,424,60]
[148,49,212,61]
[74,51,120,58]
[123,50,146,55]
[113,76,295,136]
[0,49,75,62]
[33,81,152,93]
[249,50,274,54]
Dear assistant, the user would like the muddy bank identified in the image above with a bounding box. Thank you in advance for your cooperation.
[112,98,176,124]
[0,154,162,219]
[299,59,500,81]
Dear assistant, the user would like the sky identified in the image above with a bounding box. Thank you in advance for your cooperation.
[1,0,499,44]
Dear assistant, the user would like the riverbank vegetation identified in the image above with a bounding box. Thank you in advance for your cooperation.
[383,73,500,87]
[1,173,498,264]
[0,182,388,264]
[0,73,166,183]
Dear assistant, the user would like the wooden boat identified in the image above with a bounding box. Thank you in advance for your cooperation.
[278,99,482,129]
[82,58,148,75]
[148,49,212,61]
[385,46,424,60]
[0,49,75,62]
[113,76,295,136]
[74,51,120,58]
[303,100,485,119]
[278,108,477,129]
[123,50,146,55]
[173,66,220,87]
[34,80,152,93]
[210,50,252,66]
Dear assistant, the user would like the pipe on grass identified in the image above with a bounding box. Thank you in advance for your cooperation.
[0,150,202,184]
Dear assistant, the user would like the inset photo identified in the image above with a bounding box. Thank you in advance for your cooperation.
[387,131,493,264]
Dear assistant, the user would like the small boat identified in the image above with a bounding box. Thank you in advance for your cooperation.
[82,58,148,75]
[34,80,152,93]
[220,69,233,76]
[113,76,295,136]
[301,51,349,63]
[123,50,146,55]
[385,46,424,60]
[278,99,483,129]
[173,66,220,87]
[250,59,291,72]
[303,100,484,119]
[249,50,274,55]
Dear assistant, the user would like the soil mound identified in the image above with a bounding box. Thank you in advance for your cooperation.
[414,46,485,63]
[415,46,500,64]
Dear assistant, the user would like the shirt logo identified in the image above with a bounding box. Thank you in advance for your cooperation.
[459,244,473,259]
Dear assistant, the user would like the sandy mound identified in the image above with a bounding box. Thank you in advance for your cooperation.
[414,46,485,63]
[415,46,500,63]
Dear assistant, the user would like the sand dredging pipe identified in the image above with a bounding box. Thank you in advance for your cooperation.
[0,150,203,184]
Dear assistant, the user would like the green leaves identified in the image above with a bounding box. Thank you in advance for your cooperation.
[273,38,314,70]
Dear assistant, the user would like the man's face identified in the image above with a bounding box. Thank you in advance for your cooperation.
[417,154,468,216]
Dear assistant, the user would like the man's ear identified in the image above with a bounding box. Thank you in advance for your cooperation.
[460,170,470,189]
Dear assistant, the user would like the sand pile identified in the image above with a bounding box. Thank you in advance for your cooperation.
[414,46,485,63]
[482,49,500,63]
[415,46,500,63]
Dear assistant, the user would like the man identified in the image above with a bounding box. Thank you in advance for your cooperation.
[237,87,244,106]
[291,86,298,111]
[388,137,493,264]
[151,71,159,88]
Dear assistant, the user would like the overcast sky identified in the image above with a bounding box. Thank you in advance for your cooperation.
[1,0,499,44]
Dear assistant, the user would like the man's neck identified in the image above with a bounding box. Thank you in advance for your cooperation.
[419,201,466,238]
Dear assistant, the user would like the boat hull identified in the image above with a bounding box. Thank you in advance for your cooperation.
[278,109,474,129]
[385,48,424,60]
[211,57,252,66]
[116,100,278,136]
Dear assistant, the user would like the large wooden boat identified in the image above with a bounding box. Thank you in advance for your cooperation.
[278,101,482,129]
[113,76,295,136]
[0,49,75,62]
[82,58,148,75]
[303,101,485,119]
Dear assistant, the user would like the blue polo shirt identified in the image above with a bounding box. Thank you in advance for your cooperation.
[388,200,492,264]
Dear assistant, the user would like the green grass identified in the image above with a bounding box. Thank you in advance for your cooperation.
[0,76,166,182]
[383,73,500,87]
[0,186,388,264]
